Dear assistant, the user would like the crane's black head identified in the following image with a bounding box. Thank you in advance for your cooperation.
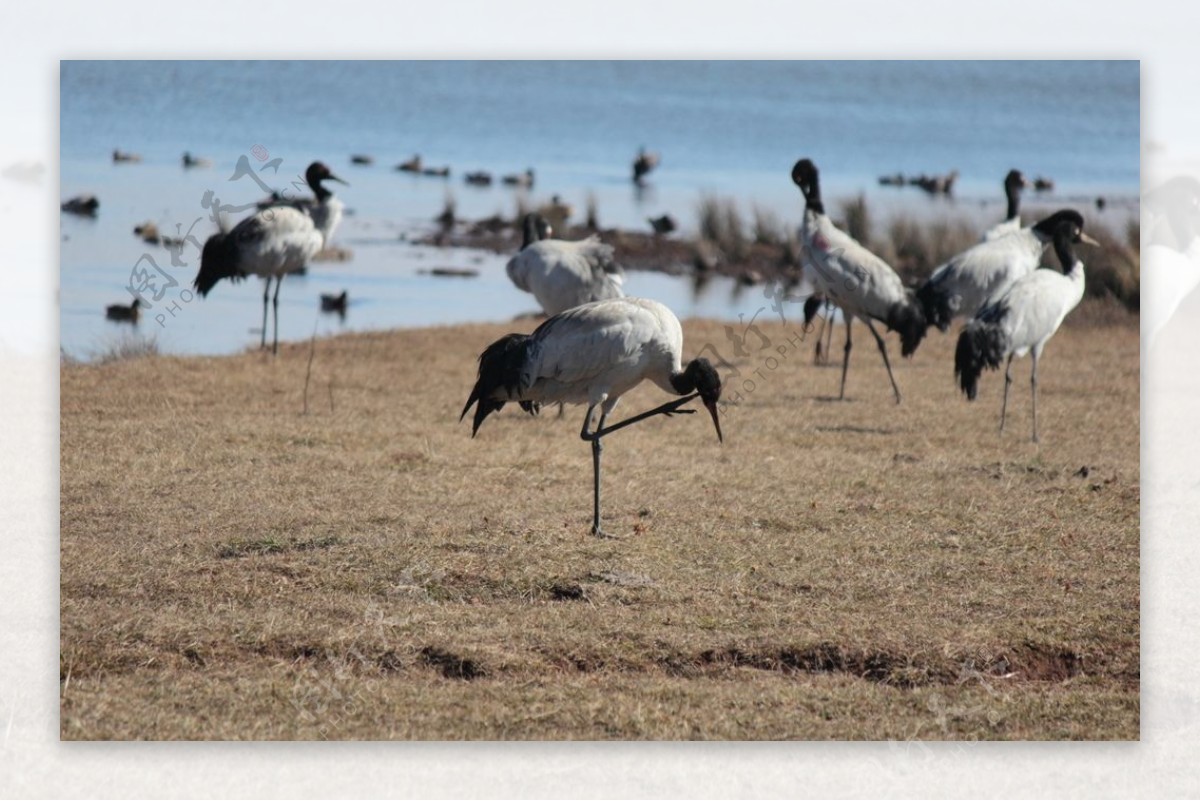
[1005,169,1028,191]
[674,358,724,443]
[306,161,348,199]
[1031,209,1085,241]
[1048,214,1100,272]
[791,158,823,214]
[520,213,552,249]
[193,231,242,297]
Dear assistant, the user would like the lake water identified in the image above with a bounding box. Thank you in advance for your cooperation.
[60,60,1140,358]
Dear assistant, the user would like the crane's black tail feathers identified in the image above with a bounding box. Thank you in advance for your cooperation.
[193,231,244,297]
[916,280,955,333]
[887,298,928,358]
[954,321,1008,400]
[460,333,539,436]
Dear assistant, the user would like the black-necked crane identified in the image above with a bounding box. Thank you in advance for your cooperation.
[981,169,1029,242]
[506,213,624,317]
[954,214,1097,442]
[193,205,323,354]
[633,147,660,185]
[1144,176,1200,348]
[792,158,927,403]
[105,299,141,323]
[917,209,1091,333]
[460,296,723,538]
[192,161,346,355]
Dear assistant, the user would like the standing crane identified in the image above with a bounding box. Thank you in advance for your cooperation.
[506,213,625,316]
[460,297,723,538]
[917,209,1091,333]
[954,215,1098,442]
[792,158,926,403]
[192,161,347,355]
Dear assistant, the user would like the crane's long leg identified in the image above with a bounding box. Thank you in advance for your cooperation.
[261,277,272,350]
[579,395,699,537]
[813,308,827,363]
[810,305,826,361]
[584,394,698,440]
[1000,354,1014,434]
[863,318,902,404]
[839,317,853,400]
[592,408,609,537]
[821,300,836,364]
[271,273,283,355]
[579,404,614,538]
[1030,348,1040,443]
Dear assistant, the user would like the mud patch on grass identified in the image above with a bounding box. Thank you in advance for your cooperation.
[548,583,587,601]
[420,646,486,680]
[685,643,949,688]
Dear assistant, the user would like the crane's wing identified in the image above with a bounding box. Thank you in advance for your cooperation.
[977,269,1069,339]
[230,206,323,267]
[928,231,1041,297]
[522,300,655,392]
[804,212,906,318]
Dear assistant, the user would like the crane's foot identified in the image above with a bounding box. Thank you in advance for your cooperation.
[590,524,623,540]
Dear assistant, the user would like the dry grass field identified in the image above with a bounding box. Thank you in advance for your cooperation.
[60,300,1139,740]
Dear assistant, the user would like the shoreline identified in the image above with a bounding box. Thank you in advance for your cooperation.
[64,293,1139,368]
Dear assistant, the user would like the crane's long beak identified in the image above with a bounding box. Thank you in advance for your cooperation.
[704,398,724,443]
[1079,232,1100,246]
[329,173,349,186]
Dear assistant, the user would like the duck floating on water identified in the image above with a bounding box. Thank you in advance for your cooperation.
[502,168,535,189]
[396,155,422,173]
[182,151,212,169]
[61,195,99,216]
[105,299,142,323]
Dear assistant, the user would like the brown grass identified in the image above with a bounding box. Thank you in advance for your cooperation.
[60,306,1139,740]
